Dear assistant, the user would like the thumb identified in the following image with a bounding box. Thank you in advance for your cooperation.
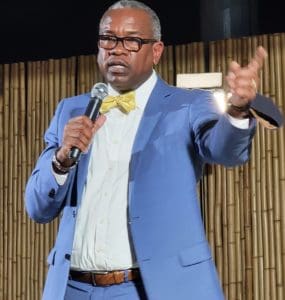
[92,114,106,134]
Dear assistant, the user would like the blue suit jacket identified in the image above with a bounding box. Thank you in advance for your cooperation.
[25,77,257,300]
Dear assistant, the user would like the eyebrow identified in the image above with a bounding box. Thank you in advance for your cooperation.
[99,28,145,36]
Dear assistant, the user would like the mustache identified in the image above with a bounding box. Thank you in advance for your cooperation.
[107,59,129,68]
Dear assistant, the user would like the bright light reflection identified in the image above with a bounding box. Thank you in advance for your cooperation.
[212,89,228,113]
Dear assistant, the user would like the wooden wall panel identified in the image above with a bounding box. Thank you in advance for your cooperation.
[0,36,284,299]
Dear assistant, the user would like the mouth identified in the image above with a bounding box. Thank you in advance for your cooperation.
[107,60,129,74]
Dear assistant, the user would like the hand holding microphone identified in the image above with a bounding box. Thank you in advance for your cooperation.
[69,83,108,161]
[54,83,108,170]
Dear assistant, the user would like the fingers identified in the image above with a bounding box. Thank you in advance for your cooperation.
[231,86,257,101]
[228,61,241,74]
[226,46,267,104]
[60,115,106,161]
[92,114,106,134]
[248,46,268,71]
[227,72,257,89]
[226,71,257,101]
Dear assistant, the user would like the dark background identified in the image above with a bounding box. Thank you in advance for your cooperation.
[0,0,284,63]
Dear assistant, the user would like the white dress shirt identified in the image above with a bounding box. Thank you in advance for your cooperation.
[70,71,157,271]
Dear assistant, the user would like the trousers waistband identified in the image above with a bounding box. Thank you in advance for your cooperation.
[69,269,141,286]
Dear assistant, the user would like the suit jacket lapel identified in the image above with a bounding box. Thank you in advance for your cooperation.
[132,77,172,153]
[129,78,172,197]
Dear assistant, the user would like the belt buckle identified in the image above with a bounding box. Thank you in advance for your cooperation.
[90,271,109,286]
[90,273,97,286]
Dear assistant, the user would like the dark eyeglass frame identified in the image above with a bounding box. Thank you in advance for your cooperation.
[98,35,158,52]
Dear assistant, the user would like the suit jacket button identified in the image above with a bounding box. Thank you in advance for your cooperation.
[48,188,55,198]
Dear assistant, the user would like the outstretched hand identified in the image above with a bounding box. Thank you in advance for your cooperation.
[226,46,268,111]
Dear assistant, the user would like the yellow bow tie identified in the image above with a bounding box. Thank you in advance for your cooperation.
[100,91,136,114]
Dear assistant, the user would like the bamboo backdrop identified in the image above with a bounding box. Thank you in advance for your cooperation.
[0,33,284,300]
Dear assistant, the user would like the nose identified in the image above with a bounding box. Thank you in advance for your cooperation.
[110,40,127,54]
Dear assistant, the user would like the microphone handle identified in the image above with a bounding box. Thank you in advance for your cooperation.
[69,97,102,162]
[85,97,103,121]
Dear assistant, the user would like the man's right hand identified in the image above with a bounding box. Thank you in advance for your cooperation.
[56,114,106,167]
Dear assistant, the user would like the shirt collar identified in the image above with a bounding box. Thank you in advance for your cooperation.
[107,70,157,110]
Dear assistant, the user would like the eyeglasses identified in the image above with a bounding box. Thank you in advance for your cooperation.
[98,35,157,52]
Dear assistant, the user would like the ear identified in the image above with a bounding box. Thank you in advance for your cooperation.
[152,41,164,65]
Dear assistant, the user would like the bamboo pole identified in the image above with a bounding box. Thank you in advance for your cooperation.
[77,55,86,94]
[192,43,198,72]
[243,162,253,300]
[60,58,67,98]
[66,56,76,97]
[222,166,229,299]
[167,46,175,85]
[1,64,8,300]
[18,61,27,300]
[215,165,223,283]
[226,167,236,300]
[3,64,10,300]
[12,63,21,300]
[54,59,60,107]
[234,167,243,300]
[279,32,285,300]
[209,41,216,72]
[0,64,4,299]
[207,164,215,255]
[164,46,171,82]
[48,59,55,121]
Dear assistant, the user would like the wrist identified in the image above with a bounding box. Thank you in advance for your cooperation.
[52,147,77,174]
[227,102,251,119]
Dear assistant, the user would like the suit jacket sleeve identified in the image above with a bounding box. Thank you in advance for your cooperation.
[25,99,76,223]
[189,89,257,167]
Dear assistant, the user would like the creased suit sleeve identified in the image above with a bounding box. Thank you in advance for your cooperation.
[190,90,257,167]
[25,100,75,223]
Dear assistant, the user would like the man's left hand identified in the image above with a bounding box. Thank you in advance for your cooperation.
[226,46,268,117]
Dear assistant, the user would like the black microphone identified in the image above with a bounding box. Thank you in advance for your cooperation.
[69,82,108,162]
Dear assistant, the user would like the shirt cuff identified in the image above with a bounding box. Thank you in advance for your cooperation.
[226,113,249,129]
[51,165,69,186]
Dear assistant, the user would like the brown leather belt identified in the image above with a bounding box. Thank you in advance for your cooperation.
[69,269,141,286]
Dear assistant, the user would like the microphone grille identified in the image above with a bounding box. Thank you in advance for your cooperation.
[91,82,108,99]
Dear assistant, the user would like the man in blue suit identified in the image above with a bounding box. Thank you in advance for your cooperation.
[25,1,282,299]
